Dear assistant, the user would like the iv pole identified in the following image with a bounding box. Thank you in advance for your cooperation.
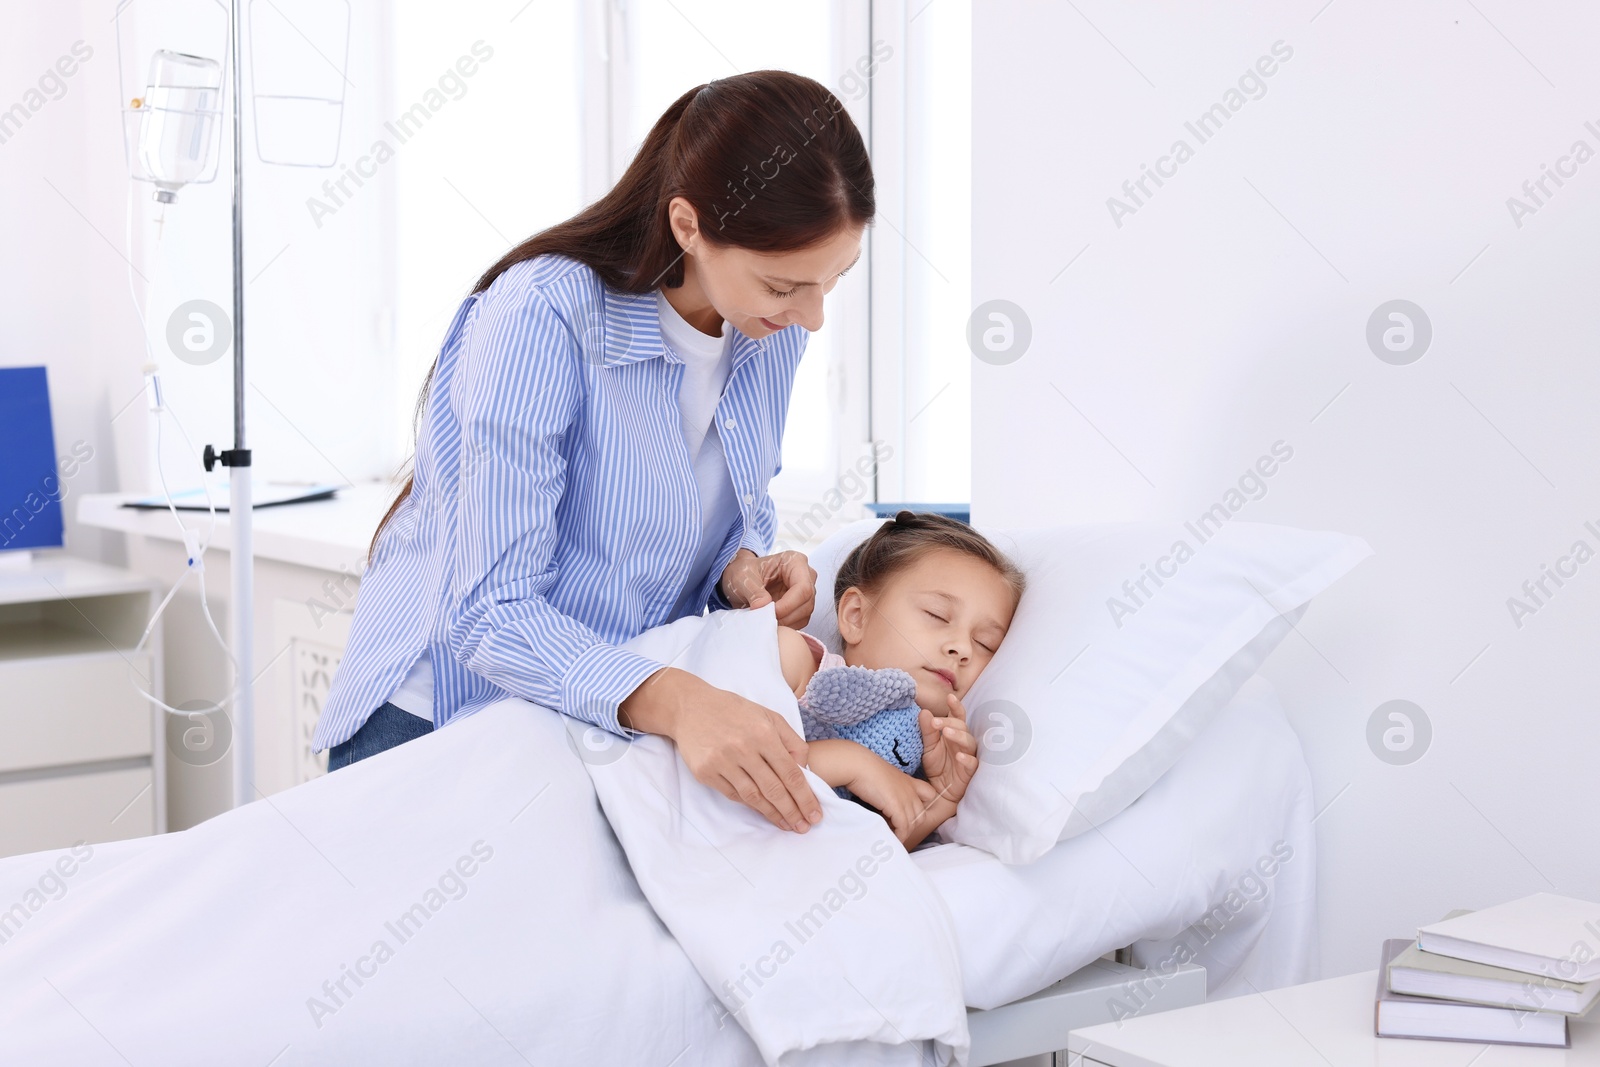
[203,0,256,809]
[129,0,348,810]
[229,0,255,810]
[198,0,347,807]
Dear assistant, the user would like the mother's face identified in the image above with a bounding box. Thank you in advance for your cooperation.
[668,196,863,338]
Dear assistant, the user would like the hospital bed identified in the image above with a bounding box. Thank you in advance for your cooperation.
[0,673,1315,1064]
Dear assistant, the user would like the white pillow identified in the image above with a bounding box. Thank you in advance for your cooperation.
[802,517,1371,864]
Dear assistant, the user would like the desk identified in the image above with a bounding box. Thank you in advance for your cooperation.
[78,481,394,572]
[77,482,395,827]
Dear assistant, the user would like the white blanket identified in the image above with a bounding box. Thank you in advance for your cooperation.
[0,691,762,1066]
[583,605,967,1066]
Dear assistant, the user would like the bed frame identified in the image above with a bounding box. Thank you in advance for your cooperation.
[965,956,1206,1066]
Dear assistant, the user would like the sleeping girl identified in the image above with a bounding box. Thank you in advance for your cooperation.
[777,511,1026,849]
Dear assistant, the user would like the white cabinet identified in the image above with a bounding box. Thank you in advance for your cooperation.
[0,555,163,858]
[79,485,385,824]
[271,596,352,786]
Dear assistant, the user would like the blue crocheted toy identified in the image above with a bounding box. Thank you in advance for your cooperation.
[798,664,923,798]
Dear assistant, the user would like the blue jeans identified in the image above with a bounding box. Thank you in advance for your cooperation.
[326,701,434,771]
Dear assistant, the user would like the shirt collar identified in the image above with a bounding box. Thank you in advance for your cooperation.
[600,283,767,371]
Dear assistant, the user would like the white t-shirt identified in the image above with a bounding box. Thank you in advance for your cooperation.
[385,289,739,722]
[657,288,742,620]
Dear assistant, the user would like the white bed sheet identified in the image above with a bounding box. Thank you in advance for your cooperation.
[0,676,1313,1064]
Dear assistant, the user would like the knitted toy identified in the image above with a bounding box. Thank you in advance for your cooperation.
[798,664,923,798]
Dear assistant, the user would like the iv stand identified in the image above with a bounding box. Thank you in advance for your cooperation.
[202,0,255,809]
[229,0,254,811]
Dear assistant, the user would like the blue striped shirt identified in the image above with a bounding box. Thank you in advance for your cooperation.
[313,254,808,750]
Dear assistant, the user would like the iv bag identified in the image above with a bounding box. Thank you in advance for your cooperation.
[134,50,223,201]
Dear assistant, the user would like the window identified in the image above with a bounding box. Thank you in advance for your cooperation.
[385,1,969,541]
[602,0,875,539]
[388,3,585,462]
[868,0,972,508]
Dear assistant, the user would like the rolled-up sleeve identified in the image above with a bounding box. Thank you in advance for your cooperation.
[445,281,664,736]
[705,473,779,613]
[742,444,780,557]
[741,493,775,556]
[706,551,741,612]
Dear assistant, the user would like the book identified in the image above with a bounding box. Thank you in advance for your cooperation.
[1388,938,1599,1016]
[1376,939,1570,1047]
[1418,893,1600,984]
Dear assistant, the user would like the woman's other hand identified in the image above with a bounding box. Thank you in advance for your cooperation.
[619,667,822,833]
[719,548,817,628]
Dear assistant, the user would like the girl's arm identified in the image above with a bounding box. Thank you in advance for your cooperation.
[806,738,951,850]
[777,625,821,699]
[804,737,875,790]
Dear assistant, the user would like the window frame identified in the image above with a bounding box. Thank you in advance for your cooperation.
[576,0,957,544]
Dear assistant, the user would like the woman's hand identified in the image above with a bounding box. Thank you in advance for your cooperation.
[919,693,979,805]
[719,548,817,629]
[619,667,822,833]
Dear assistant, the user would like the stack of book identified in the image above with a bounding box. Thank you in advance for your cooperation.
[1375,892,1600,1048]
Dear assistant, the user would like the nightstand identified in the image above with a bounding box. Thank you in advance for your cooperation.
[1067,969,1600,1066]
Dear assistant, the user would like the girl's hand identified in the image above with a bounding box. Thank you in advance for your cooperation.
[620,668,822,833]
[719,549,817,629]
[919,693,979,804]
[846,759,942,847]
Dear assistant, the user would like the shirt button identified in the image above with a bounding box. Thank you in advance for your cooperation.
[724,417,736,430]
[743,493,754,505]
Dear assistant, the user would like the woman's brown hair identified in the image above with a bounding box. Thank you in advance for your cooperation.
[834,511,1027,608]
[368,70,875,559]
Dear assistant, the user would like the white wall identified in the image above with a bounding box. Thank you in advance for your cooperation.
[1,4,133,563]
[973,1,1600,977]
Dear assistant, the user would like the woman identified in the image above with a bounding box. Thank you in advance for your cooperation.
[312,70,873,837]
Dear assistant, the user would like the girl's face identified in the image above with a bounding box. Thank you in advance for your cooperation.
[836,548,1018,713]
[667,196,863,338]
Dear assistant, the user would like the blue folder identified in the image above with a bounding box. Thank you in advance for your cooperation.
[0,366,66,552]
